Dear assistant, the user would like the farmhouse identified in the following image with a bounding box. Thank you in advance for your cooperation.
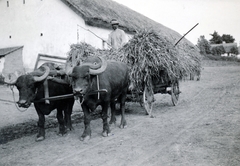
[0,0,199,76]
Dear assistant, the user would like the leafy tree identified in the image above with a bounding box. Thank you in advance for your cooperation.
[211,46,225,56]
[209,31,222,44]
[230,46,239,55]
[222,34,235,43]
[197,35,211,55]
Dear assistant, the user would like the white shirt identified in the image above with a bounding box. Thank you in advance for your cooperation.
[108,29,128,49]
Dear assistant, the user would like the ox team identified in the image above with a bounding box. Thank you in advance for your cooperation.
[5,19,129,141]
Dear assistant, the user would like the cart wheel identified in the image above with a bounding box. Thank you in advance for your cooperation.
[171,80,180,106]
[143,86,154,117]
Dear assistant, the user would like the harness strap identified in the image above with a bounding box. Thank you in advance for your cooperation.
[43,79,50,104]
[97,75,100,99]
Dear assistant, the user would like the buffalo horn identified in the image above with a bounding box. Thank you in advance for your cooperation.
[80,62,101,69]
[33,66,50,82]
[89,56,107,75]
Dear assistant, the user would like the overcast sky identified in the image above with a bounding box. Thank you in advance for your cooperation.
[114,0,240,45]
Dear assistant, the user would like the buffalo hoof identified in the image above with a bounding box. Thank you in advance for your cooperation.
[102,131,109,137]
[66,125,74,131]
[80,135,91,141]
[35,136,45,142]
[57,131,67,136]
[119,124,127,129]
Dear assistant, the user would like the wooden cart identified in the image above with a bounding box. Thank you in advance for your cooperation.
[127,76,180,117]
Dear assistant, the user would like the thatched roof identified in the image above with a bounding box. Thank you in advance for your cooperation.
[62,0,200,57]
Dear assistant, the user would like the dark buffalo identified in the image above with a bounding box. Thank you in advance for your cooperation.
[5,63,74,141]
[70,56,129,141]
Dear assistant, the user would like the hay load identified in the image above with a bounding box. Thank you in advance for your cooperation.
[109,30,202,90]
[66,43,96,66]
[65,42,117,68]
[65,42,97,74]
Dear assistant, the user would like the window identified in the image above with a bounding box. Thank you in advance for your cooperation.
[7,1,9,7]
[23,0,25,4]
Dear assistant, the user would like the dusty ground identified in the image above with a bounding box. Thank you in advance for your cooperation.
[0,60,240,166]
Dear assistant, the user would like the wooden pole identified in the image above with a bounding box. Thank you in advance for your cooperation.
[174,23,199,47]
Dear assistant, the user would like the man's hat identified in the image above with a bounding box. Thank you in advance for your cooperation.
[111,19,119,25]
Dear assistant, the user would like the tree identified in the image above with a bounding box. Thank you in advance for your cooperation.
[230,46,239,55]
[222,34,235,43]
[211,46,225,56]
[197,35,211,55]
[209,31,222,44]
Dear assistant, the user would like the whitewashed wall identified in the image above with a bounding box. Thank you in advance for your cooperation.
[0,0,112,71]
[0,58,5,74]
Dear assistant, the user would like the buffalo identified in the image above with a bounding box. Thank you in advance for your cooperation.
[70,56,129,141]
[5,63,74,141]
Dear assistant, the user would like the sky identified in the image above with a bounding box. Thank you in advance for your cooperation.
[113,0,240,45]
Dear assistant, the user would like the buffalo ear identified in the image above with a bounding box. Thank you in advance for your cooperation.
[3,70,23,85]
[3,73,18,85]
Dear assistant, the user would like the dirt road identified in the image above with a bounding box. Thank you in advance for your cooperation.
[0,61,240,166]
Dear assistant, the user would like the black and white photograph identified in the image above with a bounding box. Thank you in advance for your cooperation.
[0,0,240,165]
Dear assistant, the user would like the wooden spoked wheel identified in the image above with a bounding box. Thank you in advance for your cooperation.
[143,86,154,116]
[171,80,180,106]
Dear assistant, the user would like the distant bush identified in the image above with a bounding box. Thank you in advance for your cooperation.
[211,46,225,56]
[230,46,239,55]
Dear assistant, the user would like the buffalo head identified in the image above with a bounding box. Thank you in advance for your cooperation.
[70,56,107,95]
[5,66,50,108]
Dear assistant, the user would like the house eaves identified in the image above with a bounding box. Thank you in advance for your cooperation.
[0,46,24,58]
